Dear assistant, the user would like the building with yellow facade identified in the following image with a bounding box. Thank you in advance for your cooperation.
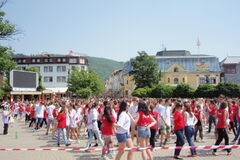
[123,50,221,97]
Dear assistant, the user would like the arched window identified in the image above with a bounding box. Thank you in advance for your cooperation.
[174,67,179,72]
[174,78,179,84]
[168,78,170,83]
[183,77,185,83]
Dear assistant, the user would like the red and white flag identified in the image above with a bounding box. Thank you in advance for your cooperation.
[69,50,74,55]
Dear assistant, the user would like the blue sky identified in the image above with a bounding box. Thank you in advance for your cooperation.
[1,0,240,61]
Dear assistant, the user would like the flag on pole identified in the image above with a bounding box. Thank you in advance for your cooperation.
[69,50,74,55]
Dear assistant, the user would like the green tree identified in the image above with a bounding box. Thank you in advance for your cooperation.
[132,87,152,98]
[68,67,104,98]
[216,82,240,98]
[150,84,175,98]
[26,67,44,91]
[173,83,195,98]
[194,84,217,98]
[130,51,160,88]
[0,1,19,96]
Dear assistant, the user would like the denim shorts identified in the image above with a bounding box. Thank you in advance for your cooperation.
[138,126,151,138]
[36,118,43,124]
[116,133,131,143]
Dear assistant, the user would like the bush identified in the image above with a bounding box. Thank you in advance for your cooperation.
[132,87,152,98]
[194,84,217,98]
[173,83,194,98]
[0,88,5,99]
[216,82,240,97]
[150,84,175,98]
[76,88,92,99]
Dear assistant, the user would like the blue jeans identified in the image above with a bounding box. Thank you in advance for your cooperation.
[208,115,216,133]
[174,130,185,156]
[86,129,104,148]
[138,126,151,138]
[234,122,240,142]
[57,128,68,145]
[185,126,196,155]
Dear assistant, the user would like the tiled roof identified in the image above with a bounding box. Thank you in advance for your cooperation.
[221,56,240,64]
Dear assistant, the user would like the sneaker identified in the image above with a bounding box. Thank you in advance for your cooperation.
[65,143,71,147]
[94,143,98,147]
[57,143,60,147]
[68,139,74,142]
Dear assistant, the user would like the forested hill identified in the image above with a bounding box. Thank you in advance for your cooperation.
[86,56,124,81]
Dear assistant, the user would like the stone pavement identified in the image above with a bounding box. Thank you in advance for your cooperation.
[0,115,239,160]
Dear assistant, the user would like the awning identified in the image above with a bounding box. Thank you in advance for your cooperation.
[10,91,42,95]
[46,87,68,93]
[42,89,53,94]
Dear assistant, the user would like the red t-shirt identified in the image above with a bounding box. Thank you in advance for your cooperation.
[208,105,216,115]
[53,108,58,119]
[194,110,201,120]
[137,111,151,127]
[229,106,234,122]
[190,104,196,112]
[30,109,35,118]
[216,109,226,129]
[174,111,184,131]
[57,113,67,128]
[26,107,31,113]
[149,111,158,130]
[44,110,48,119]
[232,105,238,117]
[101,115,115,135]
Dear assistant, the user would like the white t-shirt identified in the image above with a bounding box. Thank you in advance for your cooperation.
[116,111,131,134]
[185,112,197,126]
[155,104,166,126]
[129,104,138,118]
[48,105,56,119]
[35,104,45,118]
[2,111,10,124]
[164,106,171,126]
[77,107,83,122]
[87,108,99,130]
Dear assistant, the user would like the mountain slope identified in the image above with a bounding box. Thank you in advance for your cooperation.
[86,56,124,82]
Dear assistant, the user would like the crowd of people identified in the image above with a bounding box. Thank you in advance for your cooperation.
[1,95,240,160]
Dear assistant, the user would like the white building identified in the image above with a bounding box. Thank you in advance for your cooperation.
[105,69,124,97]
[13,55,88,94]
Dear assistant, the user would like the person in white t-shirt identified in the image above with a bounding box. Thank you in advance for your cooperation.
[128,98,138,143]
[46,102,56,135]
[85,103,104,149]
[115,101,134,160]
[2,105,13,135]
[34,102,45,131]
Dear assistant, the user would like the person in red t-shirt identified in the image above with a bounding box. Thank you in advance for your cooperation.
[18,103,24,120]
[29,104,36,127]
[194,105,203,142]
[40,106,48,128]
[213,102,231,156]
[149,102,159,148]
[129,101,156,160]
[208,100,217,133]
[25,105,31,125]
[100,103,115,159]
[57,107,71,147]
[228,102,237,136]
[173,102,185,160]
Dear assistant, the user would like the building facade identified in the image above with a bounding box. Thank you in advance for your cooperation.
[221,56,240,85]
[105,69,124,97]
[12,55,88,93]
[123,50,221,96]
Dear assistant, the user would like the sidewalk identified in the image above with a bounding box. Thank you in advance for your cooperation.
[0,117,239,160]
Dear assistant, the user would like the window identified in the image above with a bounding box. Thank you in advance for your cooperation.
[80,59,85,64]
[126,80,128,84]
[36,59,40,63]
[199,77,206,84]
[226,68,236,74]
[174,67,179,72]
[44,76,53,82]
[210,77,216,84]
[57,76,66,82]
[22,67,26,70]
[62,58,66,62]
[168,78,170,83]
[57,66,66,72]
[174,78,179,84]
[81,66,85,70]
[35,66,40,71]
[49,58,53,62]
[57,58,61,62]
[183,78,185,83]
[44,66,53,72]
[32,59,36,63]
[17,59,21,63]
[44,58,49,63]
[69,58,77,63]
[22,59,26,63]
